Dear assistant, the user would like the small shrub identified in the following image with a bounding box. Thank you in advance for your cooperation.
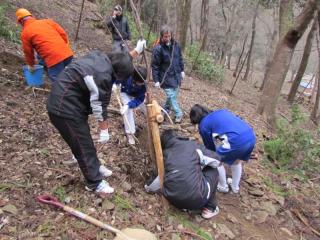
[0,4,20,43]
[263,104,320,177]
[53,186,67,202]
[185,43,225,83]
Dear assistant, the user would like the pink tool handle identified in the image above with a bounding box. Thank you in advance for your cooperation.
[37,195,64,209]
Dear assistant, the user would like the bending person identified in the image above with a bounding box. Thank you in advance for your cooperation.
[47,40,146,197]
[190,104,256,194]
[145,130,220,219]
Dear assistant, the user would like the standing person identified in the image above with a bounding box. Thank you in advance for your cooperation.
[145,130,221,219]
[190,104,256,194]
[16,8,73,82]
[151,25,185,123]
[117,66,147,145]
[106,4,131,51]
[46,40,146,196]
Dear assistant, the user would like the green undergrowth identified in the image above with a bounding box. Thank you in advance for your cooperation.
[185,43,225,83]
[263,105,320,196]
[168,211,214,240]
[0,3,20,43]
[113,193,135,211]
[263,104,320,178]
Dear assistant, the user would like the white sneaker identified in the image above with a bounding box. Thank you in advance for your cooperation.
[217,183,229,193]
[202,206,220,219]
[86,180,114,195]
[99,165,112,177]
[227,178,239,194]
[127,134,135,145]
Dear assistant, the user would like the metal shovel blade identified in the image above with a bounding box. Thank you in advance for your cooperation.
[114,228,157,240]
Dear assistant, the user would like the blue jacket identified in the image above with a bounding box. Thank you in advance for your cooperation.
[120,76,146,108]
[151,40,184,89]
[198,109,256,163]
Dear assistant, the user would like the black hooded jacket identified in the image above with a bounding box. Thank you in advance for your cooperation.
[47,50,113,121]
[162,135,220,209]
[106,15,131,41]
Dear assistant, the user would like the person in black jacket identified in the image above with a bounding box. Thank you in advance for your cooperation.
[106,4,131,51]
[152,25,185,123]
[47,40,146,197]
[145,130,221,219]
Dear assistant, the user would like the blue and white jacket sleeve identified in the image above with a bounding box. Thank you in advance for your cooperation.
[199,125,216,151]
[128,88,146,109]
[83,75,111,121]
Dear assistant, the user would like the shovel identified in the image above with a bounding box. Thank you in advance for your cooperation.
[37,195,156,240]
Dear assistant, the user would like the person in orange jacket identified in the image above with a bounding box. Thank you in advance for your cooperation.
[16,8,73,82]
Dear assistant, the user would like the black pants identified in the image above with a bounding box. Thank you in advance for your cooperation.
[202,167,219,211]
[48,113,102,189]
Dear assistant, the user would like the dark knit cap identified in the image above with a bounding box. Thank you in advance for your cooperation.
[108,51,134,81]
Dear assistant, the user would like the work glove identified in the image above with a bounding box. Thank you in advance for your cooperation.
[112,84,120,92]
[28,65,35,73]
[98,129,110,143]
[134,39,147,54]
[154,82,160,88]
[120,104,129,115]
[196,149,221,168]
[181,71,185,80]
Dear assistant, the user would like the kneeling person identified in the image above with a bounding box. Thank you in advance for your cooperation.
[145,130,221,219]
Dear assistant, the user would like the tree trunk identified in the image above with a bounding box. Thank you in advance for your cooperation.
[260,5,279,90]
[257,0,318,126]
[288,16,317,103]
[233,33,248,77]
[200,0,209,51]
[279,0,294,39]
[243,0,260,81]
[176,0,192,52]
[311,11,320,123]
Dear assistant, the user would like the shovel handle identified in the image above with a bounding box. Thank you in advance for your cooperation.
[37,195,64,209]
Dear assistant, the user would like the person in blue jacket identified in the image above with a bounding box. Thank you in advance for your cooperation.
[152,25,185,123]
[117,66,147,145]
[190,104,256,194]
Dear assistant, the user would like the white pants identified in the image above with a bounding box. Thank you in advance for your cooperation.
[120,92,136,134]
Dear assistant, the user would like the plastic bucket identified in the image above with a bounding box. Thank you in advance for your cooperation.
[23,65,44,87]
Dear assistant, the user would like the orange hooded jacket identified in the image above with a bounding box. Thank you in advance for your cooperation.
[21,17,73,68]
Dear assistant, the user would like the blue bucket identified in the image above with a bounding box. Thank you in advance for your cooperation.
[23,64,44,87]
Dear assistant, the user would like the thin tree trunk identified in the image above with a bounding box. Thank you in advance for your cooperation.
[311,67,319,104]
[200,0,209,51]
[230,50,250,94]
[189,21,193,45]
[257,0,318,126]
[311,11,320,123]
[75,0,85,41]
[176,0,192,52]
[227,52,232,69]
[288,16,317,103]
[243,0,260,81]
[260,5,279,90]
[233,33,248,77]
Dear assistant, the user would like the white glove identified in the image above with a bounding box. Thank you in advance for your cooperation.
[120,104,129,115]
[181,71,185,79]
[134,39,147,54]
[112,84,119,92]
[196,149,221,168]
[98,129,110,143]
[154,82,160,88]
